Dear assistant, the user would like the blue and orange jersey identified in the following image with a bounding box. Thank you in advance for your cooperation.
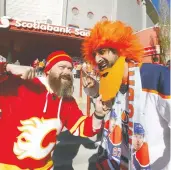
[97,63,170,170]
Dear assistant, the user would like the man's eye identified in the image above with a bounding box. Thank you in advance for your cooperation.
[92,51,96,57]
[99,49,106,55]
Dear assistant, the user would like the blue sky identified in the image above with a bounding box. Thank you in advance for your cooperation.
[152,0,170,12]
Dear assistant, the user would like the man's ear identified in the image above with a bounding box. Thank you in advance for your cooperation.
[46,70,50,75]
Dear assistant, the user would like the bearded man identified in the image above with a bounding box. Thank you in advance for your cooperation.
[82,21,170,170]
[0,50,108,170]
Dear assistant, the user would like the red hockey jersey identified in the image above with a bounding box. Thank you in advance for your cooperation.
[0,73,100,169]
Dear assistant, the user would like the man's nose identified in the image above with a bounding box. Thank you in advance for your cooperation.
[63,68,71,74]
[95,54,103,63]
[137,139,140,143]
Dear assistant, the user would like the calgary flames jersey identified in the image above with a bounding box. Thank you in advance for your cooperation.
[0,74,100,170]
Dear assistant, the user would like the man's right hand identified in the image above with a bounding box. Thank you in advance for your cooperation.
[94,95,111,117]
[6,64,36,80]
[82,76,96,88]
[82,69,99,98]
[82,69,96,88]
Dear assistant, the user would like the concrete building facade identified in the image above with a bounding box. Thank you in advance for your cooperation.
[0,0,158,31]
[65,0,157,31]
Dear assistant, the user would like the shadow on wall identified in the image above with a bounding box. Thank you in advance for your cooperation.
[53,130,102,170]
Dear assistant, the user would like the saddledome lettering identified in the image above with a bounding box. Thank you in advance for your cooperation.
[15,20,90,37]
[0,16,90,37]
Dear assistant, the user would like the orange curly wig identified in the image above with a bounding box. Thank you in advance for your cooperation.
[82,21,144,65]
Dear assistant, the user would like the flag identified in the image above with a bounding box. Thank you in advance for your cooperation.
[144,45,160,56]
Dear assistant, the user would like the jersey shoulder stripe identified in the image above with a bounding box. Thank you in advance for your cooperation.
[140,63,170,97]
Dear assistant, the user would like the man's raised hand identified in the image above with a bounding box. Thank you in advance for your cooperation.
[6,64,36,80]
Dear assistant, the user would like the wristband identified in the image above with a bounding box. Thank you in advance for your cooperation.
[94,93,99,98]
[94,111,105,120]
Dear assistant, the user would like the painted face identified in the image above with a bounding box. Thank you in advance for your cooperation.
[132,134,144,151]
[47,61,74,97]
[93,48,118,71]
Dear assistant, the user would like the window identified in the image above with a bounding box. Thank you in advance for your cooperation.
[72,7,79,15]
[68,24,79,28]
[84,28,91,31]
[101,16,108,21]
[87,12,94,19]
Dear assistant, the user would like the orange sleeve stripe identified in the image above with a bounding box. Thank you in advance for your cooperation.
[48,54,71,63]
[70,116,87,134]
[142,88,171,99]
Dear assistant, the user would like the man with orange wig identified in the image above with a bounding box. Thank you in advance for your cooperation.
[82,21,170,170]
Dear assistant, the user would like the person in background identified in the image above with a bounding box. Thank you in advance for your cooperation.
[38,59,46,76]
[0,55,6,62]
[32,58,39,68]
[14,60,20,65]
[72,66,77,78]
[166,60,170,68]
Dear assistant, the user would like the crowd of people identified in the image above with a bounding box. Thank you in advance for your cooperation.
[32,58,46,76]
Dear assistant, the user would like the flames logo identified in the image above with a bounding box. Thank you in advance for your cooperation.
[13,117,60,160]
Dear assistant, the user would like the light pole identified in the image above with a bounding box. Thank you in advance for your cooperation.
[142,0,147,29]
[0,0,5,17]
[111,0,118,21]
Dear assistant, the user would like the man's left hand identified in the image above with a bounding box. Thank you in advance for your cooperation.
[95,95,111,117]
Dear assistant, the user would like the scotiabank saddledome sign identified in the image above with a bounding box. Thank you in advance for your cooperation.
[0,16,90,38]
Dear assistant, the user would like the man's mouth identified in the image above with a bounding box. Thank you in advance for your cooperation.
[60,75,71,81]
[98,62,108,71]
[136,143,141,149]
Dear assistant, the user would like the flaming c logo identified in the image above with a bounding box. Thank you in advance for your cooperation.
[13,117,59,160]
